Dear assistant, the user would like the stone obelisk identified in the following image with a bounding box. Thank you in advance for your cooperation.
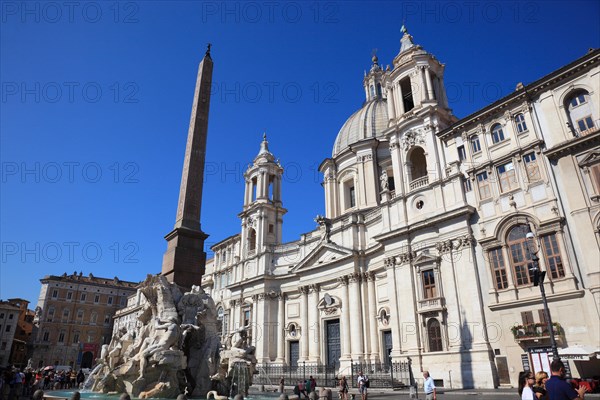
[161,44,213,288]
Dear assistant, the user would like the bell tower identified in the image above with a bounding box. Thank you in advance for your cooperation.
[239,134,286,263]
[386,25,450,122]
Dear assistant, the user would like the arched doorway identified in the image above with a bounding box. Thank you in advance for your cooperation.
[81,351,94,368]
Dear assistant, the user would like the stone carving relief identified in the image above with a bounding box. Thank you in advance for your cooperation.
[402,128,426,151]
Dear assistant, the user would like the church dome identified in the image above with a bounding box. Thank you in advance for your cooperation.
[332,98,388,157]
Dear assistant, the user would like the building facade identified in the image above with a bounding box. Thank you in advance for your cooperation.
[31,272,138,369]
[0,301,21,367]
[5,298,34,368]
[200,29,600,389]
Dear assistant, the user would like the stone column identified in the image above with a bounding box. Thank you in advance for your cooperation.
[385,261,403,358]
[256,293,268,362]
[386,86,396,120]
[395,82,405,116]
[419,66,428,102]
[276,292,286,362]
[424,67,434,100]
[348,273,364,360]
[299,286,310,361]
[308,284,321,363]
[339,276,351,359]
[367,272,380,361]
[245,180,252,205]
[252,295,259,346]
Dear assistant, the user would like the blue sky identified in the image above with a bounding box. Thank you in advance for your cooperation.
[1,1,599,306]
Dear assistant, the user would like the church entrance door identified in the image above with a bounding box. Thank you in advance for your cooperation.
[383,331,393,366]
[326,319,340,368]
[289,341,299,368]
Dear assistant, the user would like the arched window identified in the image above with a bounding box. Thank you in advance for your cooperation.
[565,90,595,136]
[408,147,428,188]
[507,225,534,286]
[491,123,505,144]
[248,228,257,252]
[515,114,528,133]
[427,319,443,352]
[400,76,414,112]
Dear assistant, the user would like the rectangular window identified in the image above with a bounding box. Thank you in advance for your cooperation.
[477,171,491,199]
[108,296,113,305]
[462,177,472,192]
[349,186,356,208]
[489,248,508,289]
[497,162,517,192]
[52,289,58,298]
[243,310,251,327]
[577,116,595,134]
[120,297,127,306]
[541,234,565,279]
[81,293,87,302]
[43,331,50,341]
[94,295,100,304]
[104,315,111,324]
[457,145,466,161]
[58,332,65,343]
[515,114,528,133]
[523,152,541,182]
[47,309,54,322]
[509,241,533,286]
[8,314,13,320]
[422,270,437,299]
[67,292,73,300]
[521,311,534,326]
[5,325,11,332]
[0,313,4,319]
[471,135,481,153]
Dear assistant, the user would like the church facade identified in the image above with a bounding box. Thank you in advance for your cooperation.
[201,31,600,388]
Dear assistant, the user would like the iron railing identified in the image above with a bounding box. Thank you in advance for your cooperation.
[253,363,338,389]
[350,360,413,389]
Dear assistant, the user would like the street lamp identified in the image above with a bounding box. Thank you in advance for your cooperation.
[525,224,560,361]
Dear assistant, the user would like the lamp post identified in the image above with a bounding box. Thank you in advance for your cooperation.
[525,224,560,361]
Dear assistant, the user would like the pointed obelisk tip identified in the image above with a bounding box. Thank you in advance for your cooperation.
[263,132,267,141]
[205,43,212,58]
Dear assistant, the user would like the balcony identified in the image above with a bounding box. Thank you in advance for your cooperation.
[417,296,445,313]
[573,119,600,138]
[409,176,429,191]
[511,322,562,342]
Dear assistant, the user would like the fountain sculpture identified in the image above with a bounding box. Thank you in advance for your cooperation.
[87,275,257,399]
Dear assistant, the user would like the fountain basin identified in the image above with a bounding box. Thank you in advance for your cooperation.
[44,390,282,400]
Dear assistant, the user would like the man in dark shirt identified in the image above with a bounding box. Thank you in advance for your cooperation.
[545,359,587,400]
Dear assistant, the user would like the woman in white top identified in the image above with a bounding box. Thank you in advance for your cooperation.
[518,371,535,400]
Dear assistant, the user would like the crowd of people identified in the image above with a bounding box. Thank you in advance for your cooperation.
[0,366,86,400]
[518,359,588,400]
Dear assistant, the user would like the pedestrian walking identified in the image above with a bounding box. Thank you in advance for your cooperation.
[338,376,349,400]
[357,371,369,400]
[423,371,436,400]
